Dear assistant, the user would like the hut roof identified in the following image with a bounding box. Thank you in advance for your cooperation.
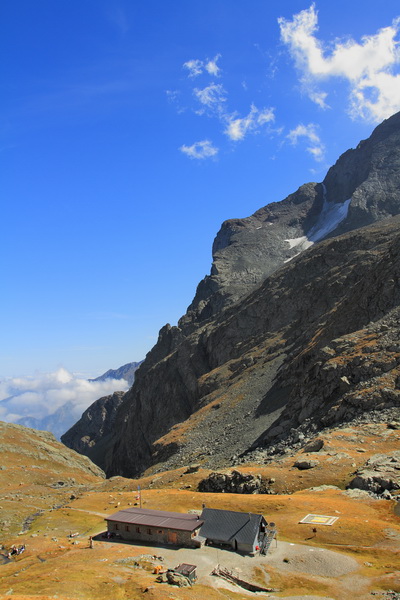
[106,507,203,532]
[199,507,265,545]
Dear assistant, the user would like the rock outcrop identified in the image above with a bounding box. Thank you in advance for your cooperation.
[198,470,264,494]
[348,451,400,497]
[63,112,400,478]
[61,391,125,471]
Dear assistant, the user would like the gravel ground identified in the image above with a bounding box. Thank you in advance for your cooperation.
[132,538,359,598]
[266,541,359,577]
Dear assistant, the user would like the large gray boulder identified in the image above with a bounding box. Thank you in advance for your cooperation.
[348,451,400,496]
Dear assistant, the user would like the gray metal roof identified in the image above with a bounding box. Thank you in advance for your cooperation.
[106,507,203,532]
[175,564,197,576]
[199,508,265,545]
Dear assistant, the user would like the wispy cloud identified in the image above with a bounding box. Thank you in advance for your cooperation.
[180,140,218,160]
[205,54,222,77]
[183,55,222,78]
[279,4,400,122]
[193,83,227,113]
[225,105,275,141]
[183,59,204,78]
[178,54,276,158]
[166,89,186,114]
[287,122,325,161]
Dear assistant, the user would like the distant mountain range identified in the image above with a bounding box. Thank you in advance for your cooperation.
[89,361,142,387]
[63,112,400,478]
[8,361,142,440]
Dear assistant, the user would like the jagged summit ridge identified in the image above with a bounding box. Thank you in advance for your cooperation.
[181,111,400,330]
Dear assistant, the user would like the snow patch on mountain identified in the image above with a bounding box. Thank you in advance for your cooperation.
[285,188,351,257]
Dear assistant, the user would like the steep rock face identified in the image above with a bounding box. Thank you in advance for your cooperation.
[105,217,400,477]
[181,112,400,330]
[64,112,400,478]
[180,182,322,330]
[61,391,125,471]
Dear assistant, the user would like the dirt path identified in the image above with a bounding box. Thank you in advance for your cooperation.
[67,507,109,518]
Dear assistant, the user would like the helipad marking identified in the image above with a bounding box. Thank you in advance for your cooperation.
[299,514,338,525]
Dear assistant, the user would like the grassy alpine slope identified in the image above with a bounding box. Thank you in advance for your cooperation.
[0,421,399,599]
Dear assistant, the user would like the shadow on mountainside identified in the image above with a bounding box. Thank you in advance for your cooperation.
[255,381,290,418]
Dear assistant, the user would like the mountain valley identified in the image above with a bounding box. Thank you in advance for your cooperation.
[3,112,400,600]
[0,420,399,599]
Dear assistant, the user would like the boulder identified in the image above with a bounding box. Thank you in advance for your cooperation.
[302,438,324,453]
[294,459,319,470]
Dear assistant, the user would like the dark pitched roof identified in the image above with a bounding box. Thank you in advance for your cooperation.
[106,507,203,532]
[199,508,264,545]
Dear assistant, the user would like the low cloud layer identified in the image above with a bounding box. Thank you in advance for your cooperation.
[0,368,129,437]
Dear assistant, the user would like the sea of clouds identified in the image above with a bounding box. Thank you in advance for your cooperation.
[0,367,129,439]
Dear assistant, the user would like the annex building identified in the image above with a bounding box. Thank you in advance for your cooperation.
[198,507,267,554]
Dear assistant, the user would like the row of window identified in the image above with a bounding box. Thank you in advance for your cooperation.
[114,524,164,535]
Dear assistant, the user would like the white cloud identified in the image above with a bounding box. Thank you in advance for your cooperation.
[279,4,400,122]
[193,83,227,111]
[180,140,218,160]
[205,54,222,77]
[183,59,203,78]
[179,55,276,150]
[0,368,129,427]
[183,55,222,78]
[309,90,329,109]
[224,105,275,141]
[287,123,325,161]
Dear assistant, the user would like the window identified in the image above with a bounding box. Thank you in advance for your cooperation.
[158,530,163,534]
[114,524,119,530]
[147,528,152,535]
[125,525,130,532]
[136,527,140,533]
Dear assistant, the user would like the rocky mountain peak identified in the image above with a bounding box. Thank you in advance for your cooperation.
[63,111,400,479]
[180,111,400,331]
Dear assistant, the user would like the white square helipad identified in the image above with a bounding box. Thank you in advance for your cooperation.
[299,514,339,525]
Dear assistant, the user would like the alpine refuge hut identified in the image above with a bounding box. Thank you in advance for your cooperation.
[105,507,203,547]
[198,507,267,554]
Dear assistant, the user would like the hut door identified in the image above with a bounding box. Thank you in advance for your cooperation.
[168,531,177,544]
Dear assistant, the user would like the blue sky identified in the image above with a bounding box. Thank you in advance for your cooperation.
[2,0,400,386]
